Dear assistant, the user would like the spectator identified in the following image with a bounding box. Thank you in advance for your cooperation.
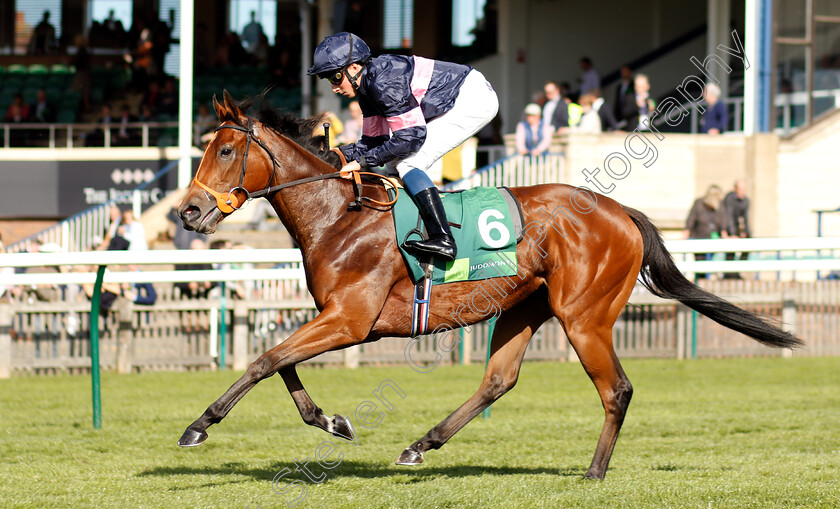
[151,19,173,79]
[158,78,178,116]
[516,103,553,156]
[115,104,138,145]
[92,236,131,316]
[700,83,728,135]
[216,32,247,67]
[102,9,127,46]
[84,104,116,146]
[578,57,600,96]
[621,73,656,131]
[542,81,566,131]
[71,35,92,112]
[339,101,363,145]
[5,94,30,122]
[128,27,154,91]
[614,65,635,121]
[242,11,265,53]
[6,94,30,146]
[100,104,115,124]
[575,94,602,134]
[566,97,583,128]
[31,89,55,123]
[142,81,162,114]
[684,184,728,279]
[590,89,618,132]
[723,179,751,279]
[120,210,148,251]
[120,265,157,306]
[558,82,572,101]
[174,238,217,299]
[28,11,57,55]
[25,242,64,303]
[138,103,155,122]
[96,205,123,250]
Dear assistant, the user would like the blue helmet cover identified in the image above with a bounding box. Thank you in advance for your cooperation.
[307,32,372,76]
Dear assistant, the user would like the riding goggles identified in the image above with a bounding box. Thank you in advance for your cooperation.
[321,70,345,85]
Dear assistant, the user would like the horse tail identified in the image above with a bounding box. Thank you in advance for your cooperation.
[623,206,804,349]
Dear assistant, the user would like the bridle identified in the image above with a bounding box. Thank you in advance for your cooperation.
[192,116,397,214]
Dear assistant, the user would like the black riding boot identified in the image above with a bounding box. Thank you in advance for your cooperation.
[403,188,457,261]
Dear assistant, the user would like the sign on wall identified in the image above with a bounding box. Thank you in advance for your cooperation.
[0,159,197,218]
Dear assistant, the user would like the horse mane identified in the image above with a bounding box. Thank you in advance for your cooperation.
[226,93,343,170]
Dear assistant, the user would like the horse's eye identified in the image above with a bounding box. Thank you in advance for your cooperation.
[220,148,232,157]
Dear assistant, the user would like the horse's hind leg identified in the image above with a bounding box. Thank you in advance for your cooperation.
[567,323,632,480]
[279,366,356,441]
[553,287,634,480]
[396,287,551,465]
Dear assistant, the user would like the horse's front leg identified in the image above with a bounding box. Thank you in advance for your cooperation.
[279,365,356,441]
[178,307,368,447]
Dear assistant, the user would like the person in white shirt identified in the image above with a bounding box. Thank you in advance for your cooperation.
[575,94,602,134]
[542,81,562,128]
[119,210,147,251]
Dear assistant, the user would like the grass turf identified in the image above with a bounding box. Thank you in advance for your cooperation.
[1,357,839,508]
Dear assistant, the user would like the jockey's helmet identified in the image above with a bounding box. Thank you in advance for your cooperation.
[307,32,371,79]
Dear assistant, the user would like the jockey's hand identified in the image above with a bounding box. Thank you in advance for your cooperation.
[341,160,362,173]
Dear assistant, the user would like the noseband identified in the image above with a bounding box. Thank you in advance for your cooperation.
[193,117,398,214]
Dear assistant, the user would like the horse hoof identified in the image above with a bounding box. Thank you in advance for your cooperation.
[395,448,424,466]
[178,428,208,447]
[583,469,604,481]
[330,414,356,442]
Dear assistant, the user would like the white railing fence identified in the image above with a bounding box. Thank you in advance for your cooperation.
[443,152,564,191]
[1,238,839,376]
[1,121,183,150]
[671,89,840,135]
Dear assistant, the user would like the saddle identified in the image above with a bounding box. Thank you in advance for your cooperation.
[390,186,525,336]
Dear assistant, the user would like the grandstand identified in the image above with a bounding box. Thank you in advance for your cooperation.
[0,0,839,245]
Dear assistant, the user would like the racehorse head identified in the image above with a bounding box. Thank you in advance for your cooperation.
[179,90,293,234]
[179,91,345,234]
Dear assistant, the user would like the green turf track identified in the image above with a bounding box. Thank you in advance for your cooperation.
[1,357,839,508]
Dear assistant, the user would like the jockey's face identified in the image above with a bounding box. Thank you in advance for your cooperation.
[330,63,363,98]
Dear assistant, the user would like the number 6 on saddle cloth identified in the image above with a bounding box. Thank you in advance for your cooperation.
[391,186,524,336]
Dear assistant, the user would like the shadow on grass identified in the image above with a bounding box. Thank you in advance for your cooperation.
[138,460,582,483]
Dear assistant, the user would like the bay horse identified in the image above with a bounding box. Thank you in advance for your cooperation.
[177,91,802,480]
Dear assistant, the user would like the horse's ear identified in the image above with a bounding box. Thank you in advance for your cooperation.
[222,90,243,120]
[212,94,225,121]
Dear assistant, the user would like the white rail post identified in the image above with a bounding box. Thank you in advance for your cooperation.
[116,298,134,374]
[0,304,11,378]
[232,301,249,370]
[676,303,688,360]
[343,345,360,369]
[781,292,797,358]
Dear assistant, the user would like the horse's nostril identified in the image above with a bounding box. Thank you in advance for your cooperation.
[180,205,201,224]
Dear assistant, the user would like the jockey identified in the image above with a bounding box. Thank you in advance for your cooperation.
[307,32,499,262]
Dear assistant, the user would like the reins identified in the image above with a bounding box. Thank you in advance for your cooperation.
[193,118,398,214]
